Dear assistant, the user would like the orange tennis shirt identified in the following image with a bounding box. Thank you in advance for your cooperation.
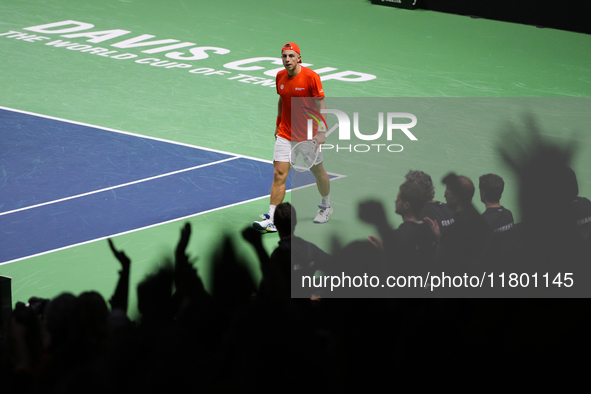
[276,66,325,142]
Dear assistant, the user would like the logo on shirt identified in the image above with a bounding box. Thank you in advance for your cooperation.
[441,218,455,227]
[295,87,305,91]
[494,223,514,233]
[280,84,284,90]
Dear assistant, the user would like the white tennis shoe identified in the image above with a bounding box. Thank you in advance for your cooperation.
[253,214,277,232]
[313,205,333,224]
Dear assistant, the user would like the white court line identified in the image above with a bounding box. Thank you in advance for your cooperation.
[0,106,348,264]
[0,105,271,164]
[0,193,273,266]
[0,157,240,217]
[0,105,346,176]
[0,173,348,266]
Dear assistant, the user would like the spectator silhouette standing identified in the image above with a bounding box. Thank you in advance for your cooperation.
[479,174,514,233]
[564,167,591,244]
[274,202,332,298]
[500,120,589,287]
[361,181,436,268]
[405,170,455,230]
[244,202,330,300]
[3,301,45,392]
[425,174,490,271]
[478,173,516,264]
[359,181,436,298]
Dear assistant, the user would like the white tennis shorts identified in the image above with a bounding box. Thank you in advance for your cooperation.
[274,136,323,166]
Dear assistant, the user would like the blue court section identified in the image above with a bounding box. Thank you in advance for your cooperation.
[0,109,337,263]
[0,108,233,211]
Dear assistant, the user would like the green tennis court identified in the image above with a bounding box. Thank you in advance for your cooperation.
[1,0,590,316]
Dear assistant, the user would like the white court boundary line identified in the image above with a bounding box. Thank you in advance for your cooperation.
[0,157,346,218]
[0,193,272,266]
[0,175,346,266]
[0,105,346,209]
[0,105,348,177]
[0,105,347,265]
[0,105,273,164]
[0,157,240,217]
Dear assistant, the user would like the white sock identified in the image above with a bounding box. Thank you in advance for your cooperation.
[268,205,277,221]
[321,195,330,207]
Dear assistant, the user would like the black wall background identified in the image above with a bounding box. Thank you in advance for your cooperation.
[375,0,591,35]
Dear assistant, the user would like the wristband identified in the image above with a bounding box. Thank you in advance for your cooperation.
[276,116,281,126]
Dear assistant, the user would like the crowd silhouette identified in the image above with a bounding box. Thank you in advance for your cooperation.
[1,119,591,392]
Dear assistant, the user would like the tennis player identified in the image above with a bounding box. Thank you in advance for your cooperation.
[253,42,332,232]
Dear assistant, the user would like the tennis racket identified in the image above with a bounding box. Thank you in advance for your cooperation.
[289,121,337,172]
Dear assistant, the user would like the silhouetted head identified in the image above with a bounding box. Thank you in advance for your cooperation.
[210,236,256,308]
[78,291,109,343]
[443,174,474,211]
[274,202,296,238]
[405,170,435,201]
[137,266,174,322]
[479,173,505,204]
[7,302,44,367]
[45,292,79,350]
[396,181,428,219]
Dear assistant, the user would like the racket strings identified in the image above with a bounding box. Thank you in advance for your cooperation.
[291,141,318,171]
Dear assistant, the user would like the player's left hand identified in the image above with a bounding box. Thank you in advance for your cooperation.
[312,132,326,151]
